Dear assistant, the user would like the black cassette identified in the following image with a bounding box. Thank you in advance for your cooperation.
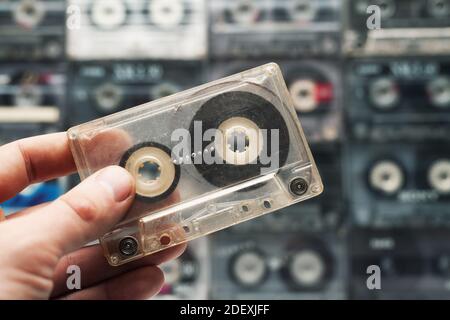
[67,61,205,125]
[343,0,450,56]
[346,59,450,142]
[350,228,450,299]
[210,60,342,143]
[0,63,65,125]
[346,142,450,228]
[210,231,347,299]
[210,0,341,58]
[0,0,65,61]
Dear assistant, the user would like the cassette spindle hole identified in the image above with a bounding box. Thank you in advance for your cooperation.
[290,178,309,196]
[242,205,249,212]
[263,200,272,209]
[183,225,190,233]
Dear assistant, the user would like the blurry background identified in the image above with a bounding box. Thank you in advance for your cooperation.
[1,0,450,299]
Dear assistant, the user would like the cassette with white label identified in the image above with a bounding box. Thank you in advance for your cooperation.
[66,0,208,60]
[68,63,323,266]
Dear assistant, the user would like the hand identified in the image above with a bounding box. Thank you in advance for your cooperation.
[0,133,186,300]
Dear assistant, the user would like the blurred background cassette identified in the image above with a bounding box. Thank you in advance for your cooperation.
[156,239,210,300]
[2,0,450,300]
[66,0,208,60]
[0,0,66,61]
[209,0,341,58]
[343,0,450,57]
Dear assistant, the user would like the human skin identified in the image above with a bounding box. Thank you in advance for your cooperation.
[0,132,186,300]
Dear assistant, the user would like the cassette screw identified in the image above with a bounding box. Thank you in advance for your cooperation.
[119,237,138,257]
[290,178,309,196]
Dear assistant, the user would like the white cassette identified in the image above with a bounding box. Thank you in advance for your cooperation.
[66,0,208,60]
[68,63,323,266]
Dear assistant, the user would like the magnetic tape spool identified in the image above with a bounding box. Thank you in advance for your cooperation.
[13,0,46,29]
[427,77,450,109]
[228,0,260,25]
[90,0,127,30]
[427,0,450,18]
[119,142,181,203]
[229,249,268,289]
[189,91,290,188]
[149,0,185,29]
[150,82,180,100]
[368,159,405,196]
[289,0,317,22]
[93,83,124,114]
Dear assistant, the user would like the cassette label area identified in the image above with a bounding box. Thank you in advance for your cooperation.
[68,63,323,266]
[209,0,341,58]
[66,0,208,60]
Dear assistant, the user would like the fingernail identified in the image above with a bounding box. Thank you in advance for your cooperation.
[96,166,133,202]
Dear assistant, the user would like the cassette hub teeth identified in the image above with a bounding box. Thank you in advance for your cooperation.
[288,250,325,288]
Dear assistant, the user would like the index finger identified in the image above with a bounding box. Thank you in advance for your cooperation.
[0,132,76,203]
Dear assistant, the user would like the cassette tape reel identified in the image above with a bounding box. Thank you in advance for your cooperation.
[210,232,347,299]
[347,142,450,228]
[66,0,208,60]
[346,59,450,141]
[67,61,204,125]
[68,63,323,266]
[343,0,450,56]
[210,61,342,143]
[0,64,65,125]
[0,0,66,61]
[209,0,341,58]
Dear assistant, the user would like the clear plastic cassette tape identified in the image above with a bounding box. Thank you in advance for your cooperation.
[66,0,208,60]
[68,63,323,266]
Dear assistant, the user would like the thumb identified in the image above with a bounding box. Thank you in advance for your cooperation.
[15,166,135,257]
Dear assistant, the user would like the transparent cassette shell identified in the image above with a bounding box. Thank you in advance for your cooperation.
[68,63,323,266]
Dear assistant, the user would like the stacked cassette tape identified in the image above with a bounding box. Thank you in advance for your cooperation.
[343,0,450,299]
[208,0,346,300]
[4,0,450,301]
[210,0,342,58]
[0,0,66,61]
